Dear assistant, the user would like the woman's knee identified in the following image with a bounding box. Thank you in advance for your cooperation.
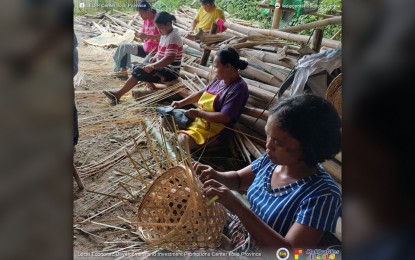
[178,134,199,151]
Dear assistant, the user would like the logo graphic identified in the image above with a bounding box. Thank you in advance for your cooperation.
[295,249,303,260]
[275,3,281,8]
[276,248,290,260]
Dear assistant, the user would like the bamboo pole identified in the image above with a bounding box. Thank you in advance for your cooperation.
[239,49,296,68]
[243,106,269,121]
[243,78,282,94]
[247,85,277,103]
[243,51,288,80]
[272,0,283,29]
[247,96,271,110]
[104,13,136,31]
[235,123,266,146]
[183,65,210,79]
[330,28,342,40]
[223,21,341,49]
[182,37,217,58]
[239,114,267,137]
[280,17,342,33]
[243,66,283,87]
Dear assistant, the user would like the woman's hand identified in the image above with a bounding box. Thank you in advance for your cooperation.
[193,162,220,183]
[171,100,183,109]
[135,32,146,40]
[203,179,239,211]
[185,108,200,119]
[143,64,154,73]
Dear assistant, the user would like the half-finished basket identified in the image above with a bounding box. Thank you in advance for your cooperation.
[326,73,342,116]
[136,165,227,251]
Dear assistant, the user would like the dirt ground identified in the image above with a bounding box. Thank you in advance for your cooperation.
[73,30,165,256]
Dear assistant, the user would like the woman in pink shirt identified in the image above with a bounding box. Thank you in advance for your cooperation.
[112,1,160,79]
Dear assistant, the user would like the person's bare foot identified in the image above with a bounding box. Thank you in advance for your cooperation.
[102,90,120,105]
[146,82,157,90]
[110,70,128,79]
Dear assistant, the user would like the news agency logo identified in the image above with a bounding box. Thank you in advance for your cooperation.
[276,247,290,260]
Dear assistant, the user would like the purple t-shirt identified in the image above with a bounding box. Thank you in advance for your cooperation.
[203,77,249,140]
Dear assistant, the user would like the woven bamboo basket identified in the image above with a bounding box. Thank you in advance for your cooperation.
[136,165,227,251]
[326,73,342,116]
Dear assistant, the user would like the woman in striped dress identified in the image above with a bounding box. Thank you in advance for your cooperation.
[194,94,342,253]
[103,12,183,105]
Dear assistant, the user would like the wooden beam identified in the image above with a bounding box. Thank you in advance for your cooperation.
[272,0,284,29]
[310,29,324,53]
[200,23,218,66]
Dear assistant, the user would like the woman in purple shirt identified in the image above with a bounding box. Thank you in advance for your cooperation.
[166,47,249,151]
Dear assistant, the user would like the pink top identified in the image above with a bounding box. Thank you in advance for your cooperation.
[141,13,159,53]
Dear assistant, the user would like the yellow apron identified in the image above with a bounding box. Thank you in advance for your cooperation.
[180,87,227,145]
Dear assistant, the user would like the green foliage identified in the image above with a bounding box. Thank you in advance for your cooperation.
[216,0,272,28]
[74,0,341,39]
[153,0,195,12]
[291,0,342,39]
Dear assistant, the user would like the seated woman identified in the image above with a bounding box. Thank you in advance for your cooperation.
[103,12,183,105]
[194,94,342,252]
[185,0,226,41]
[163,47,249,151]
[112,1,159,80]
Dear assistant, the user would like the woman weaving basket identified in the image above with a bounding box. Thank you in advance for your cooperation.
[194,94,342,252]
[162,47,249,151]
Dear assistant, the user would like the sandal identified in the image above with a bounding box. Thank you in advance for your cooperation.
[102,90,120,105]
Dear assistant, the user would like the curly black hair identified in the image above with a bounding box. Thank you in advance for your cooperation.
[270,94,341,166]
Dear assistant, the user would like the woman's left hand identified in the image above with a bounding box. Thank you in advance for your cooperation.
[185,108,200,119]
[203,179,239,212]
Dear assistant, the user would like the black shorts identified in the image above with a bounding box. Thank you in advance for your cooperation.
[135,45,155,65]
[131,66,179,83]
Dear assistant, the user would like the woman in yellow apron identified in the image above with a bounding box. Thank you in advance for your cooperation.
[167,47,249,150]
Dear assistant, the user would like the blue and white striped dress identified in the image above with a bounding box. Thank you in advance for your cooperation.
[247,154,341,236]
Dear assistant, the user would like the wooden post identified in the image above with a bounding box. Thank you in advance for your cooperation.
[272,0,283,29]
[200,23,218,66]
[310,29,324,53]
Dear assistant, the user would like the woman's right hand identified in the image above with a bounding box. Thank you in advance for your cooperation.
[171,100,183,108]
[193,162,221,184]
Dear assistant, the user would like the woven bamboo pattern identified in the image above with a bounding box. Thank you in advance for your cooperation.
[136,165,227,251]
[326,73,342,116]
